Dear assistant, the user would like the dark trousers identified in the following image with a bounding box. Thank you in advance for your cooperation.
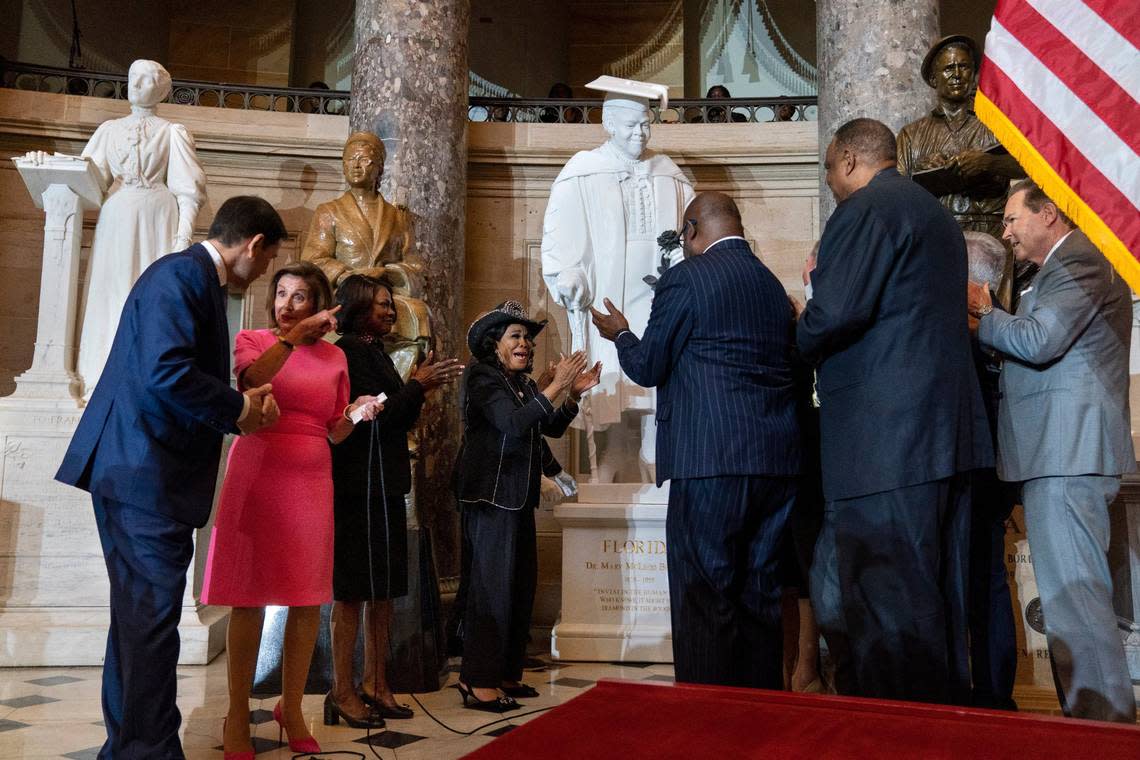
[666,475,796,688]
[93,495,194,760]
[821,474,971,704]
[968,469,1017,709]
[459,505,537,688]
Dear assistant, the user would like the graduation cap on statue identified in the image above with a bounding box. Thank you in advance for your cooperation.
[585,75,670,112]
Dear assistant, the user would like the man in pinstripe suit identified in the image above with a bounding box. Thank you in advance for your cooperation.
[798,118,991,704]
[592,192,801,688]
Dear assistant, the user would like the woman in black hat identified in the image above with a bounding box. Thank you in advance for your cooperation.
[454,301,599,711]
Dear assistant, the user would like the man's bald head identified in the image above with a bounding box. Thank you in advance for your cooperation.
[682,192,744,256]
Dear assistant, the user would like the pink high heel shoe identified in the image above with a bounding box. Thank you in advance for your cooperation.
[273,700,322,754]
[221,717,255,760]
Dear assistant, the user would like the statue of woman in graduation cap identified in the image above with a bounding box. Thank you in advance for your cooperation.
[540,76,694,483]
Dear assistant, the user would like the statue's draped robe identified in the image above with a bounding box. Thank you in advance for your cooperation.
[541,147,694,427]
[78,114,205,395]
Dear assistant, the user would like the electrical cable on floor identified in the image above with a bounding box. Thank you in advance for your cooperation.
[349,389,557,757]
[408,688,557,736]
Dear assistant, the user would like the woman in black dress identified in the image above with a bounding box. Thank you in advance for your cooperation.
[324,275,462,727]
[453,301,599,712]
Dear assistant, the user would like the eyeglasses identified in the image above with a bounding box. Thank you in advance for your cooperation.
[682,218,697,238]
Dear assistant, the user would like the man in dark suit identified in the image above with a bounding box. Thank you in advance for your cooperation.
[55,196,288,758]
[592,192,800,688]
[971,181,1136,723]
[797,118,991,704]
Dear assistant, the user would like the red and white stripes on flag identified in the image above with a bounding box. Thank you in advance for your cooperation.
[975,0,1140,291]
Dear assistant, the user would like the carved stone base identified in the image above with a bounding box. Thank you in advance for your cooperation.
[0,400,227,666]
[551,483,672,663]
[5,369,82,404]
[0,605,228,667]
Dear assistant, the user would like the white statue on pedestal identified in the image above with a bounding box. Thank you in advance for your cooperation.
[541,76,693,483]
[26,59,207,397]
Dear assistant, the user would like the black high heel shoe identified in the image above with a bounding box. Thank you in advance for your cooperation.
[500,683,540,699]
[455,682,521,713]
[323,692,387,729]
[360,690,414,719]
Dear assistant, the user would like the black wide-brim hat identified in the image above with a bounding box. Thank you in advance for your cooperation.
[922,34,980,84]
[466,300,547,356]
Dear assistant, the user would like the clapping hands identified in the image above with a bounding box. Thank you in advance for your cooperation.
[570,361,602,401]
[411,350,465,391]
[538,351,601,405]
[237,383,280,434]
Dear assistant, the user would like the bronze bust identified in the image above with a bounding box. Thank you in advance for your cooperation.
[898,36,1032,302]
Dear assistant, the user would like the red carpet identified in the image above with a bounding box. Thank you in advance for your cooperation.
[463,679,1140,759]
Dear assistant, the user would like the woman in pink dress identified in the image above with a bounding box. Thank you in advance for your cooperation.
[202,262,382,758]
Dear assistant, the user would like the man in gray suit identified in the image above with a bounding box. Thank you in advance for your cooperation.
[971,179,1137,723]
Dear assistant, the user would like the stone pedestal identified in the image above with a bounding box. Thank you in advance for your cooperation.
[551,483,672,663]
[0,155,226,666]
[0,407,228,667]
[8,157,100,403]
[1005,505,1054,687]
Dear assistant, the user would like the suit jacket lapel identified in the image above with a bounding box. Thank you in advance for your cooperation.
[370,198,402,263]
[1017,239,1070,316]
[209,261,230,377]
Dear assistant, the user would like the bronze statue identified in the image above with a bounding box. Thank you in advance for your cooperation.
[302,131,429,375]
[898,36,1031,303]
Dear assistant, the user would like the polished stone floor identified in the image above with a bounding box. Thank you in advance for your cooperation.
[0,652,1130,759]
[0,653,677,759]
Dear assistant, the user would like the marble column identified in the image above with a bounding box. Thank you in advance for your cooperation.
[815,0,938,222]
[351,0,469,577]
[682,0,703,98]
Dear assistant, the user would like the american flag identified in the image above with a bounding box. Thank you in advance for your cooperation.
[975,0,1139,291]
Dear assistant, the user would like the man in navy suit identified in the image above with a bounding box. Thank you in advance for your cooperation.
[56,196,287,759]
[797,119,991,704]
[592,192,800,688]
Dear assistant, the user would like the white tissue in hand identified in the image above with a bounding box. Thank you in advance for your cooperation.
[350,392,387,424]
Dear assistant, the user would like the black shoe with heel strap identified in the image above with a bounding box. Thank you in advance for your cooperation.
[323,692,387,729]
[455,682,521,713]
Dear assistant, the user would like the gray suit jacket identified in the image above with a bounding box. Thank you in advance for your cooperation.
[979,229,1135,482]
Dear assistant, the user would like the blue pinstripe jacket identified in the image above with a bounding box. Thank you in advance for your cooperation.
[615,237,801,486]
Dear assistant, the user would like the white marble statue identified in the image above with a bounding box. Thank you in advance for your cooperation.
[26,60,206,397]
[541,77,693,483]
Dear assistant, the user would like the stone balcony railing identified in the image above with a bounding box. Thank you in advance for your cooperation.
[0,60,817,124]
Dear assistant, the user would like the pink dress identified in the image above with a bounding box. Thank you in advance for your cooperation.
[201,329,349,606]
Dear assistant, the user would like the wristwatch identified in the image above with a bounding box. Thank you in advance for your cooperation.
[277,335,295,350]
[974,303,993,318]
